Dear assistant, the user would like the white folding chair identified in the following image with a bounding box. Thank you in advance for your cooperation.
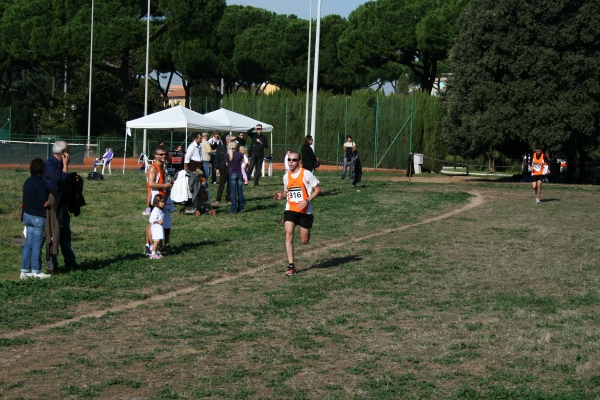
[261,156,273,177]
[94,151,114,175]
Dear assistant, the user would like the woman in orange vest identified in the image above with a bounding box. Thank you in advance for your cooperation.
[530,145,549,205]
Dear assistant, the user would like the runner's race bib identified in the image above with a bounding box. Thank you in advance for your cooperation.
[288,186,303,203]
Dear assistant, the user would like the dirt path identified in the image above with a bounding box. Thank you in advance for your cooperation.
[0,191,483,340]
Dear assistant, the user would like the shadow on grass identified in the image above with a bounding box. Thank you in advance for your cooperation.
[301,255,362,273]
[319,188,343,198]
[540,198,560,203]
[71,240,220,273]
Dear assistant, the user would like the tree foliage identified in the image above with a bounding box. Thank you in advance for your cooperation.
[338,0,467,94]
[443,0,600,159]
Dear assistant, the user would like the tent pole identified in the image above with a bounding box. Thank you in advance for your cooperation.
[123,129,127,174]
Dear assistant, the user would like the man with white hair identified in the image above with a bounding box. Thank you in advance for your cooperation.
[43,141,77,272]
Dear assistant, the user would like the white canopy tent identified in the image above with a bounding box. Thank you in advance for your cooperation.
[203,108,273,132]
[204,108,275,177]
[123,105,227,173]
[126,105,225,132]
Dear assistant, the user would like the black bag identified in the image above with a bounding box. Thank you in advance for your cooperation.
[87,171,103,181]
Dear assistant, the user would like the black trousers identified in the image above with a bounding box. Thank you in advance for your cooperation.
[248,156,264,185]
[216,165,231,202]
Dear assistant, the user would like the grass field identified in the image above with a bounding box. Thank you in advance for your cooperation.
[0,169,599,399]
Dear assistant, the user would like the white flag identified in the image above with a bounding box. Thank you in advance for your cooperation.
[126,127,132,137]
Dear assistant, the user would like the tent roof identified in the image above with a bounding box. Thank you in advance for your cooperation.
[126,105,226,132]
[203,108,273,132]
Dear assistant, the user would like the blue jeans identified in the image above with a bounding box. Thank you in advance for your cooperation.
[21,213,46,273]
[342,156,354,179]
[48,210,77,269]
[203,161,212,180]
[229,173,244,213]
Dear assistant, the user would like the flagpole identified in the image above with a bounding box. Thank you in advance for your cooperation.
[309,0,322,150]
[304,0,312,137]
[86,0,94,158]
[142,0,150,158]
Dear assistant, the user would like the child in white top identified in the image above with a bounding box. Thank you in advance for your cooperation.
[163,194,174,248]
[240,146,250,185]
[148,194,165,259]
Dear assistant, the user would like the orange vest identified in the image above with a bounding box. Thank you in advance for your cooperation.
[531,153,547,176]
[147,164,166,205]
[287,169,309,213]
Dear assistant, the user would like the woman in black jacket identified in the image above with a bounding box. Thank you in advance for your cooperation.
[301,135,318,172]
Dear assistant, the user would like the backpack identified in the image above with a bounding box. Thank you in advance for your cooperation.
[87,171,103,181]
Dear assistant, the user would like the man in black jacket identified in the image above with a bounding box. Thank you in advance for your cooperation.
[214,135,232,206]
[246,124,268,186]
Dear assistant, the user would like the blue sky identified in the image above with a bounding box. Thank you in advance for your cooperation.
[225,0,371,19]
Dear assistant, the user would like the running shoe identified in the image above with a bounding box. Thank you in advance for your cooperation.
[30,272,51,279]
[284,266,297,276]
[144,247,151,256]
[533,188,537,195]
[536,198,541,204]
[150,254,163,259]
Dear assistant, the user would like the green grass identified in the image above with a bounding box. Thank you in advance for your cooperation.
[1,170,600,398]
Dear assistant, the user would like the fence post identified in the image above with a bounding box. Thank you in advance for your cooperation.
[409,96,414,155]
[337,131,340,168]
[374,96,379,170]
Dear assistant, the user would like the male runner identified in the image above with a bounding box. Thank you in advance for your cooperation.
[273,152,321,276]
[530,145,549,204]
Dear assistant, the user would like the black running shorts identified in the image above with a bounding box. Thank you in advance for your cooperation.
[283,210,314,229]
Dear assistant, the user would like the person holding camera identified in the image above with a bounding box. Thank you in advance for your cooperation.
[43,141,77,272]
[246,124,269,186]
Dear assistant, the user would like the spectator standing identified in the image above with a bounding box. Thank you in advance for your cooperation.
[184,132,204,173]
[201,132,212,180]
[301,135,318,173]
[246,124,269,186]
[284,149,291,172]
[273,152,321,276]
[208,131,223,184]
[145,145,173,256]
[214,135,232,206]
[43,141,77,272]
[236,132,246,149]
[225,141,245,214]
[341,136,357,179]
[21,158,51,279]
[240,146,250,185]
[162,193,174,249]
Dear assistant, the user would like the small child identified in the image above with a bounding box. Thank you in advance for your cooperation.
[195,172,216,215]
[163,192,175,248]
[240,146,249,185]
[148,194,165,259]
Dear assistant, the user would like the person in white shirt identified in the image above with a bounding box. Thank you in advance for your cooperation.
[341,135,357,179]
[184,133,203,174]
